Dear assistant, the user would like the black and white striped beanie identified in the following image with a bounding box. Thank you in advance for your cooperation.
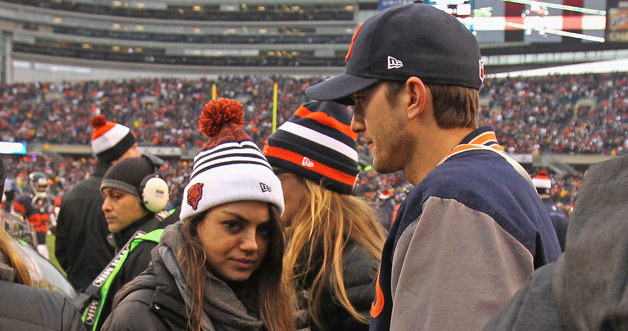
[180,98,284,221]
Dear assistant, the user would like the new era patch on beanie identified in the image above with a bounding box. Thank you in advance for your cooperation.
[180,98,284,221]
[306,3,484,104]
[90,115,136,163]
[263,100,359,194]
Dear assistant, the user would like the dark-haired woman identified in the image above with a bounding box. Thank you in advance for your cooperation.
[102,98,294,331]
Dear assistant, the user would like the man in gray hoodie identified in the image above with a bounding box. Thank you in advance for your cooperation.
[485,154,628,330]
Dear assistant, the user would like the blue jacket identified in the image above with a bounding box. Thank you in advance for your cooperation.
[370,126,561,331]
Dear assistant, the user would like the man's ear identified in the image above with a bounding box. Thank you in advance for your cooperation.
[405,77,427,120]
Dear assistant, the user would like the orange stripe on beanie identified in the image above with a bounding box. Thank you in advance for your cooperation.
[264,100,359,194]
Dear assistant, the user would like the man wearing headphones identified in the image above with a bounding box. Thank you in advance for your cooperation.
[84,155,174,331]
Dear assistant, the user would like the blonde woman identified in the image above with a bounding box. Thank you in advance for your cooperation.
[264,100,386,330]
[103,98,294,331]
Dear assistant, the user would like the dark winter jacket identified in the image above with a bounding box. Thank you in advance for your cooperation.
[101,245,188,331]
[55,161,115,291]
[0,252,86,330]
[485,154,628,330]
[296,241,379,331]
[542,197,569,252]
[93,212,174,331]
[103,222,266,331]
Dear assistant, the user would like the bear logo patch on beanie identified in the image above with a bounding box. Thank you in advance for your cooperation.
[187,183,204,211]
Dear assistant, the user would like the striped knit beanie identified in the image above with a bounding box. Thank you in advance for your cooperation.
[180,98,284,221]
[90,115,136,163]
[533,170,552,195]
[263,100,359,194]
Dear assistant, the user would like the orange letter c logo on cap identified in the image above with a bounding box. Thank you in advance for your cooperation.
[345,25,363,62]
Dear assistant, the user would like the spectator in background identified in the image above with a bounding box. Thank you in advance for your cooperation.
[533,170,569,251]
[0,157,86,331]
[305,4,561,330]
[376,189,396,232]
[486,154,628,330]
[55,115,140,291]
[264,100,385,330]
[103,98,294,331]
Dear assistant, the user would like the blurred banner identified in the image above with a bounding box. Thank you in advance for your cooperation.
[0,141,26,154]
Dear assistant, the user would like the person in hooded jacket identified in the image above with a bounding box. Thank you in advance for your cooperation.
[485,154,628,330]
[102,98,294,331]
[0,157,86,331]
[263,100,386,330]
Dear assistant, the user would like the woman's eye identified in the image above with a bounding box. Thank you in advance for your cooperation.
[223,221,242,233]
[257,225,271,240]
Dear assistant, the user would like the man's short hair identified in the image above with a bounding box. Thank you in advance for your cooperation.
[385,81,478,129]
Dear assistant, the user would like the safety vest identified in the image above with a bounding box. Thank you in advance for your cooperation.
[82,228,164,330]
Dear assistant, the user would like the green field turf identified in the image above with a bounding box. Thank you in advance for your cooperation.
[46,234,66,276]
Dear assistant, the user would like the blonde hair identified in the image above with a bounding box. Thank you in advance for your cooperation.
[179,204,294,331]
[0,227,32,286]
[284,179,385,328]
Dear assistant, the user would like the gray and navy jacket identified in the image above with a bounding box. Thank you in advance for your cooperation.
[369,126,561,331]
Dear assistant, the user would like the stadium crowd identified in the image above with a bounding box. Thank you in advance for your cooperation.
[2,73,624,213]
[1,73,626,155]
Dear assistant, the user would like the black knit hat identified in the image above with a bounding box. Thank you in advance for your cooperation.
[306,3,484,104]
[263,100,359,194]
[100,156,155,198]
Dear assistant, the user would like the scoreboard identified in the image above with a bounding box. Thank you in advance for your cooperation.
[607,0,628,41]
[379,1,609,44]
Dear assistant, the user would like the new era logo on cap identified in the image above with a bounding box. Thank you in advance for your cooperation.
[387,56,403,69]
[302,157,315,168]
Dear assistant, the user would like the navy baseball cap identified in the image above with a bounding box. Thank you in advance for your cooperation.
[306,3,484,105]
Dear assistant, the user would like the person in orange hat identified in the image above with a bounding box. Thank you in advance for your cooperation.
[533,170,569,251]
[55,115,140,291]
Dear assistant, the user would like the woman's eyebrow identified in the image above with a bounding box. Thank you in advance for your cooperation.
[221,211,273,226]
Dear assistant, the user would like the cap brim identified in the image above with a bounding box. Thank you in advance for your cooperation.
[305,73,379,105]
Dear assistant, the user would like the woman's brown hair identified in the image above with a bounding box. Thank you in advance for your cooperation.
[179,204,294,331]
[0,227,32,286]
[284,179,385,328]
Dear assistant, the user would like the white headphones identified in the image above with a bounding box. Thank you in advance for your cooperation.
[139,154,170,213]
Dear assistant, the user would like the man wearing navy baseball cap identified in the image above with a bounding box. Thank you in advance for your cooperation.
[306,3,561,331]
